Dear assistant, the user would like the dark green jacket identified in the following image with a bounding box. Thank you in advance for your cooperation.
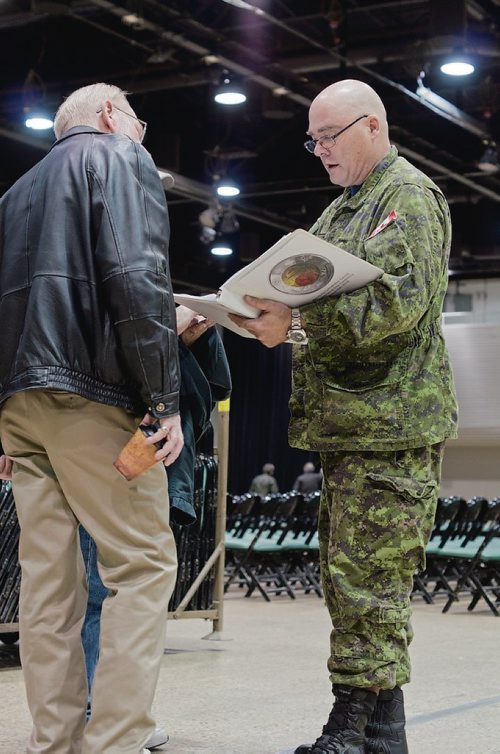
[169,328,231,524]
[289,147,458,452]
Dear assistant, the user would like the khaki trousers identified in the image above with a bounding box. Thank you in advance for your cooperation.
[0,390,178,754]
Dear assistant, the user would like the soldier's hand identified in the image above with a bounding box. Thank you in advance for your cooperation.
[229,296,291,347]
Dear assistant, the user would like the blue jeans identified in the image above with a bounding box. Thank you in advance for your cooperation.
[79,526,109,711]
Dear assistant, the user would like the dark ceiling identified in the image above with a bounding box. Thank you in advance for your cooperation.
[1,0,500,292]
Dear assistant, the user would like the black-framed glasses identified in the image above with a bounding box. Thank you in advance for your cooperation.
[96,104,147,144]
[304,114,369,154]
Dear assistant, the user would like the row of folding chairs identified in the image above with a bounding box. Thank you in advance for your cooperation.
[224,490,322,601]
[225,490,500,612]
[412,495,500,615]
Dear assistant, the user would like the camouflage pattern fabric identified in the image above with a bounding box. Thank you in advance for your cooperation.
[319,443,444,689]
[289,146,458,452]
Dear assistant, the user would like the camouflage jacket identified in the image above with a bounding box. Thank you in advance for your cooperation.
[289,146,458,452]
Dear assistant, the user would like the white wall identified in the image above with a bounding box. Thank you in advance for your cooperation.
[441,278,500,500]
[441,445,500,500]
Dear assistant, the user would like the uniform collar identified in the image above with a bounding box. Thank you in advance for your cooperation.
[342,145,398,204]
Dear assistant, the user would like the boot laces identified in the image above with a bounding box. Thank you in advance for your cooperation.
[365,738,391,754]
[324,690,367,733]
[311,733,353,753]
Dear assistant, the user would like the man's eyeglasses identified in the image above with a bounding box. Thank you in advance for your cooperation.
[96,104,147,144]
[304,114,369,154]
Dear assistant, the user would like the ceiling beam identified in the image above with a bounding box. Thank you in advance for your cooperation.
[0,126,295,231]
[218,0,493,142]
[393,142,500,203]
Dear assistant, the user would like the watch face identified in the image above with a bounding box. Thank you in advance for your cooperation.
[288,328,307,343]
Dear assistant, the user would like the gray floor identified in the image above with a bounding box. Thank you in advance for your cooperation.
[1,593,499,754]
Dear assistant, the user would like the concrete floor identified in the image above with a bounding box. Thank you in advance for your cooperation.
[0,593,499,754]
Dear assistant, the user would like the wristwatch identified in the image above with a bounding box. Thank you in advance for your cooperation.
[286,308,308,344]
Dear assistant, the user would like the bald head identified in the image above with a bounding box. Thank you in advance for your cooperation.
[308,79,391,187]
[311,80,388,133]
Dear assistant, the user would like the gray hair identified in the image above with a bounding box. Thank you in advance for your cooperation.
[53,82,130,139]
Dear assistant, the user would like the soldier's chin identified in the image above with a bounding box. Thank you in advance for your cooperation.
[326,164,345,186]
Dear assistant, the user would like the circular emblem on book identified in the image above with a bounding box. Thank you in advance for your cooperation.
[269,254,334,294]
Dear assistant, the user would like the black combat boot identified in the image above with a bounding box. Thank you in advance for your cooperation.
[364,686,408,754]
[294,684,378,754]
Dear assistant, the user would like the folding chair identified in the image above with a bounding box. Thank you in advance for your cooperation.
[442,497,500,616]
[422,496,468,600]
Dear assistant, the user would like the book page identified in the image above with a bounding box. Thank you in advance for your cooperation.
[221,228,382,308]
[173,293,256,338]
[173,229,383,339]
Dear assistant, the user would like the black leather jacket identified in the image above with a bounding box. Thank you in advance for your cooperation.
[0,126,180,421]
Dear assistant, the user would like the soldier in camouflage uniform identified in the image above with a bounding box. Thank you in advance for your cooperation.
[230,79,458,754]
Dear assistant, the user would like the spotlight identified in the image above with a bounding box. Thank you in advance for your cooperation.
[215,176,240,197]
[214,70,246,105]
[478,143,499,173]
[25,114,54,130]
[440,50,475,76]
[210,241,233,257]
[22,69,53,131]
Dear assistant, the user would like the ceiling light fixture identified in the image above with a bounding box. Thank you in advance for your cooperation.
[210,241,233,257]
[22,68,53,131]
[215,176,240,197]
[214,70,247,105]
[25,114,54,130]
[218,208,240,234]
[440,50,475,76]
[415,72,487,139]
[478,142,499,173]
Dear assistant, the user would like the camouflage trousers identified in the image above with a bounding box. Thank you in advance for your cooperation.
[318,443,444,689]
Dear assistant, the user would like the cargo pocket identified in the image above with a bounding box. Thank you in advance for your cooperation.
[366,470,438,571]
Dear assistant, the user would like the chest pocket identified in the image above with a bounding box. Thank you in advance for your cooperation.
[362,219,414,274]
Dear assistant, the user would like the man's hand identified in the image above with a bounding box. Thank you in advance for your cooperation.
[175,304,215,346]
[181,316,215,347]
[0,454,13,481]
[175,304,200,335]
[141,413,184,467]
[228,296,292,348]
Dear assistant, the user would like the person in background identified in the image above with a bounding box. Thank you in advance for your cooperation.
[249,462,279,496]
[0,82,183,754]
[292,461,323,495]
[230,79,458,754]
[80,307,232,751]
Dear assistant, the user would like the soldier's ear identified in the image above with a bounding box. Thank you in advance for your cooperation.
[367,115,380,138]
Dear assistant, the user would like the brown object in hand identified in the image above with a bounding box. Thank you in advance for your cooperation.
[114,425,160,481]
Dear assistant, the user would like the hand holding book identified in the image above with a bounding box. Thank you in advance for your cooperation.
[228,295,293,347]
[174,229,382,339]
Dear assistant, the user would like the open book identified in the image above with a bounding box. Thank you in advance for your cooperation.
[174,228,382,338]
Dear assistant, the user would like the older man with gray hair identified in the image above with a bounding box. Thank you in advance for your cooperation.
[0,83,182,754]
